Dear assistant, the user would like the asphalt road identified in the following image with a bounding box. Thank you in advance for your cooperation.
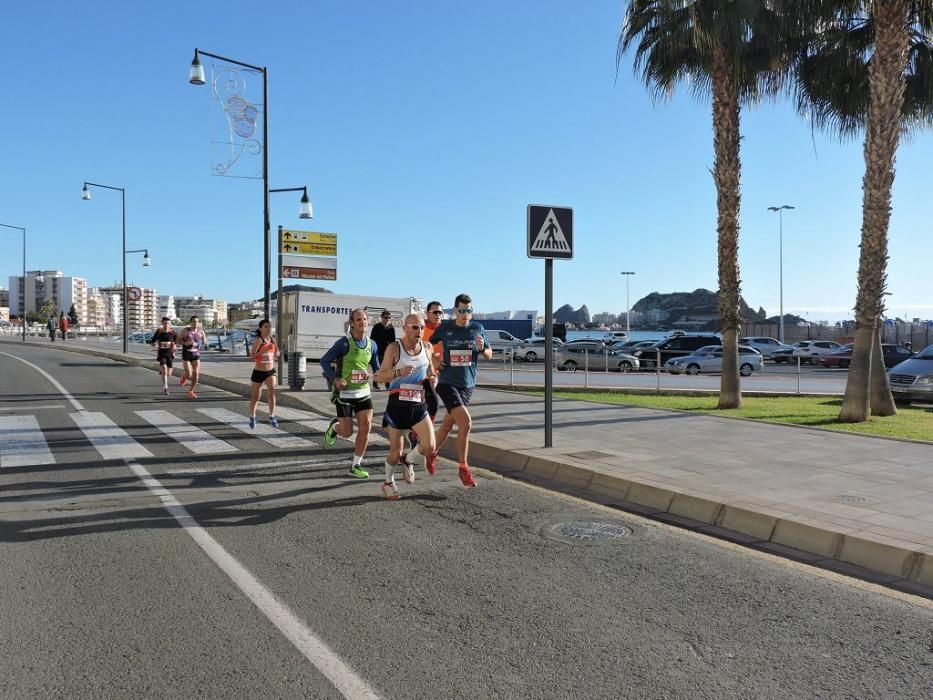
[2,345,932,699]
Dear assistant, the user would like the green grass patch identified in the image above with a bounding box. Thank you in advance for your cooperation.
[530,390,933,443]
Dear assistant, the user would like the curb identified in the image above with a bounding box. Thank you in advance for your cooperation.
[4,340,931,595]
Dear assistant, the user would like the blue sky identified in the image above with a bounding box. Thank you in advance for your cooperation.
[2,0,931,323]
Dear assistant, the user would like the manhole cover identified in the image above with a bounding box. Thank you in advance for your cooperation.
[836,494,868,504]
[544,520,633,544]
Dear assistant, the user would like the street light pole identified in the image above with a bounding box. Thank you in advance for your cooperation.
[767,205,794,344]
[0,223,26,342]
[620,271,635,335]
[83,182,130,353]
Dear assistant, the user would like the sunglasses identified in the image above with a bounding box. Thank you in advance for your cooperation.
[455,307,473,314]
[429,310,443,315]
[408,324,424,330]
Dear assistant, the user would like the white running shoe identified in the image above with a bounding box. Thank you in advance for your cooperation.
[381,481,400,500]
[401,457,415,485]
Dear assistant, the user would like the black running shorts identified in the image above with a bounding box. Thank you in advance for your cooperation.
[423,379,439,418]
[436,383,474,412]
[251,368,276,384]
[182,349,201,363]
[383,399,430,431]
[332,394,374,418]
[157,351,174,368]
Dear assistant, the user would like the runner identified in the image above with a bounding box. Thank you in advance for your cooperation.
[429,293,490,488]
[248,319,279,429]
[404,300,443,464]
[319,308,380,479]
[372,313,437,499]
[178,315,206,399]
[149,316,177,396]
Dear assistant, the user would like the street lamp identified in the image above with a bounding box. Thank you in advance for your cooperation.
[0,222,26,342]
[620,271,635,335]
[82,181,149,354]
[767,205,795,344]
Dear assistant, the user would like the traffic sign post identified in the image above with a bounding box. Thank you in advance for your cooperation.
[277,226,339,379]
[527,204,574,448]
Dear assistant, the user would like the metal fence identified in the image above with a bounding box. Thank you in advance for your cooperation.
[741,322,932,349]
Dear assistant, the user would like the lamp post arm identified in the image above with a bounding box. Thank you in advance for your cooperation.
[194,49,265,73]
[84,181,125,194]
[270,187,305,194]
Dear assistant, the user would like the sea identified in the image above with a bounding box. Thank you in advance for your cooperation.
[565,329,672,343]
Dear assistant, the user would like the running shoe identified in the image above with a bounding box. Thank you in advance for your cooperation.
[381,481,400,500]
[249,416,256,429]
[401,456,415,485]
[161,387,169,396]
[349,465,369,479]
[458,464,477,488]
[179,376,187,386]
[187,390,198,399]
[324,418,338,447]
[269,416,279,428]
[425,450,438,476]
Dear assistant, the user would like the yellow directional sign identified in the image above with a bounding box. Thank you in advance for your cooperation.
[281,229,337,246]
[280,240,337,256]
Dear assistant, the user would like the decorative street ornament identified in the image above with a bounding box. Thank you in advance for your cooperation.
[210,64,263,179]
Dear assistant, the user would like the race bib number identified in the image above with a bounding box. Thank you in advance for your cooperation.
[449,350,472,366]
[350,369,368,382]
[258,352,274,363]
[158,341,172,349]
[398,383,424,403]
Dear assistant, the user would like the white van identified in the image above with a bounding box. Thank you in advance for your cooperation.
[485,329,523,354]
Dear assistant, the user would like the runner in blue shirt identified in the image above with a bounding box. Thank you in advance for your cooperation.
[428,293,491,487]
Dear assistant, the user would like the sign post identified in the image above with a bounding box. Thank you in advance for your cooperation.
[527,204,573,448]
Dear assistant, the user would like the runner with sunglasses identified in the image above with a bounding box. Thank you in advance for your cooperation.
[320,308,380,479]
[404,301,443,460]
[373,313,437,499]
[428,293,491,487]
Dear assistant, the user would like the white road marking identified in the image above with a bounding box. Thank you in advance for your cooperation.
[273,406,388,446]
[0,415,56,468]
[0,405,66,411]
[70,412,152,460]
[196,407,310,449]
[125,460,380,700]
[0,351,85,411]
[135,410,238,455]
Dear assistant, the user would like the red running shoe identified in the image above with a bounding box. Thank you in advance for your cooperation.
[179,376,187,386]
[458,464,476,488]
[425,450,438,476]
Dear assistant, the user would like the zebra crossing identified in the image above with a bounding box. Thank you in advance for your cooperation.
[0,405,347,469]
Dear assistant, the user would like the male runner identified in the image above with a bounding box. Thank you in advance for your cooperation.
[429,293,490,487]
[178,315,205,399]
[372,313,437,499]
[319,308,380,479]
[149,317,177,396]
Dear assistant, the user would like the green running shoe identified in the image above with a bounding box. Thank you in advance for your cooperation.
[324,418,338,447]
[349,465,369,479]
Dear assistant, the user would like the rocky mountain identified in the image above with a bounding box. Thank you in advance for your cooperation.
[631,288,765,329]
[554,304,591,325]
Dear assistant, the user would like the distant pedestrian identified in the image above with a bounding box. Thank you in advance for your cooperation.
[59,312,69,341]
[369,310,396,390]
[47,316,56,342]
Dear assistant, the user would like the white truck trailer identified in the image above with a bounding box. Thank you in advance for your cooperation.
[277,291,423,359]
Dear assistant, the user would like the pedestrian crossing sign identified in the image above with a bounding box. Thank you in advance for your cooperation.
[527,205,573,259]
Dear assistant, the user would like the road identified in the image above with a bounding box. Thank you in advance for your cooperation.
[478,358,850,394]
[1,345,931,699]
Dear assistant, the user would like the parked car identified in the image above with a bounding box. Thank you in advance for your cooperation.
[738,336,793,358]
[888,344,933,403]
[791,340,843,364]
[817,343,913,369]
[484,329,523,355]
[611,339,660,353]
[513,337,563,362]
[665,345,763,376]
[770,341,812,363]
[555,343,639,372]
[632,334,722,369]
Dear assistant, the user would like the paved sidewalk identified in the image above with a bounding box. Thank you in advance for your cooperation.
[5,337,933,595]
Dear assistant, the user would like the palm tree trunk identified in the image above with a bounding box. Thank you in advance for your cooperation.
[870,328,897,416]
[838,0,910,423]
[711,47,743,410]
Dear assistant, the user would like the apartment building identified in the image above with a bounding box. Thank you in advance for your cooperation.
[8,271,88,323]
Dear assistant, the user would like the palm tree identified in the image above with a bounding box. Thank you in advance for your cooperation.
[791,0,932,421]
[619,1,790,408]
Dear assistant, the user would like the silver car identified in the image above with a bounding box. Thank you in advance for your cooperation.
[665,345,763,377]
[888,344,933,403]
[555,341,640,372]
[739,336,793,358]
[513,337,563,362]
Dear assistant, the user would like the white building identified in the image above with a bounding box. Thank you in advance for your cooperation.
[8,271,88,323]
[159,295,178,321]
[98,283,158,330]
[173,295,227,326]
[472,309,538,322]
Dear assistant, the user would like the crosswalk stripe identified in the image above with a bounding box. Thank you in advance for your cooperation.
[135,410,238,455]
[70,411,153,460]
[196,408,310,449]
[0,415,56,468]
[272,406,388,446]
